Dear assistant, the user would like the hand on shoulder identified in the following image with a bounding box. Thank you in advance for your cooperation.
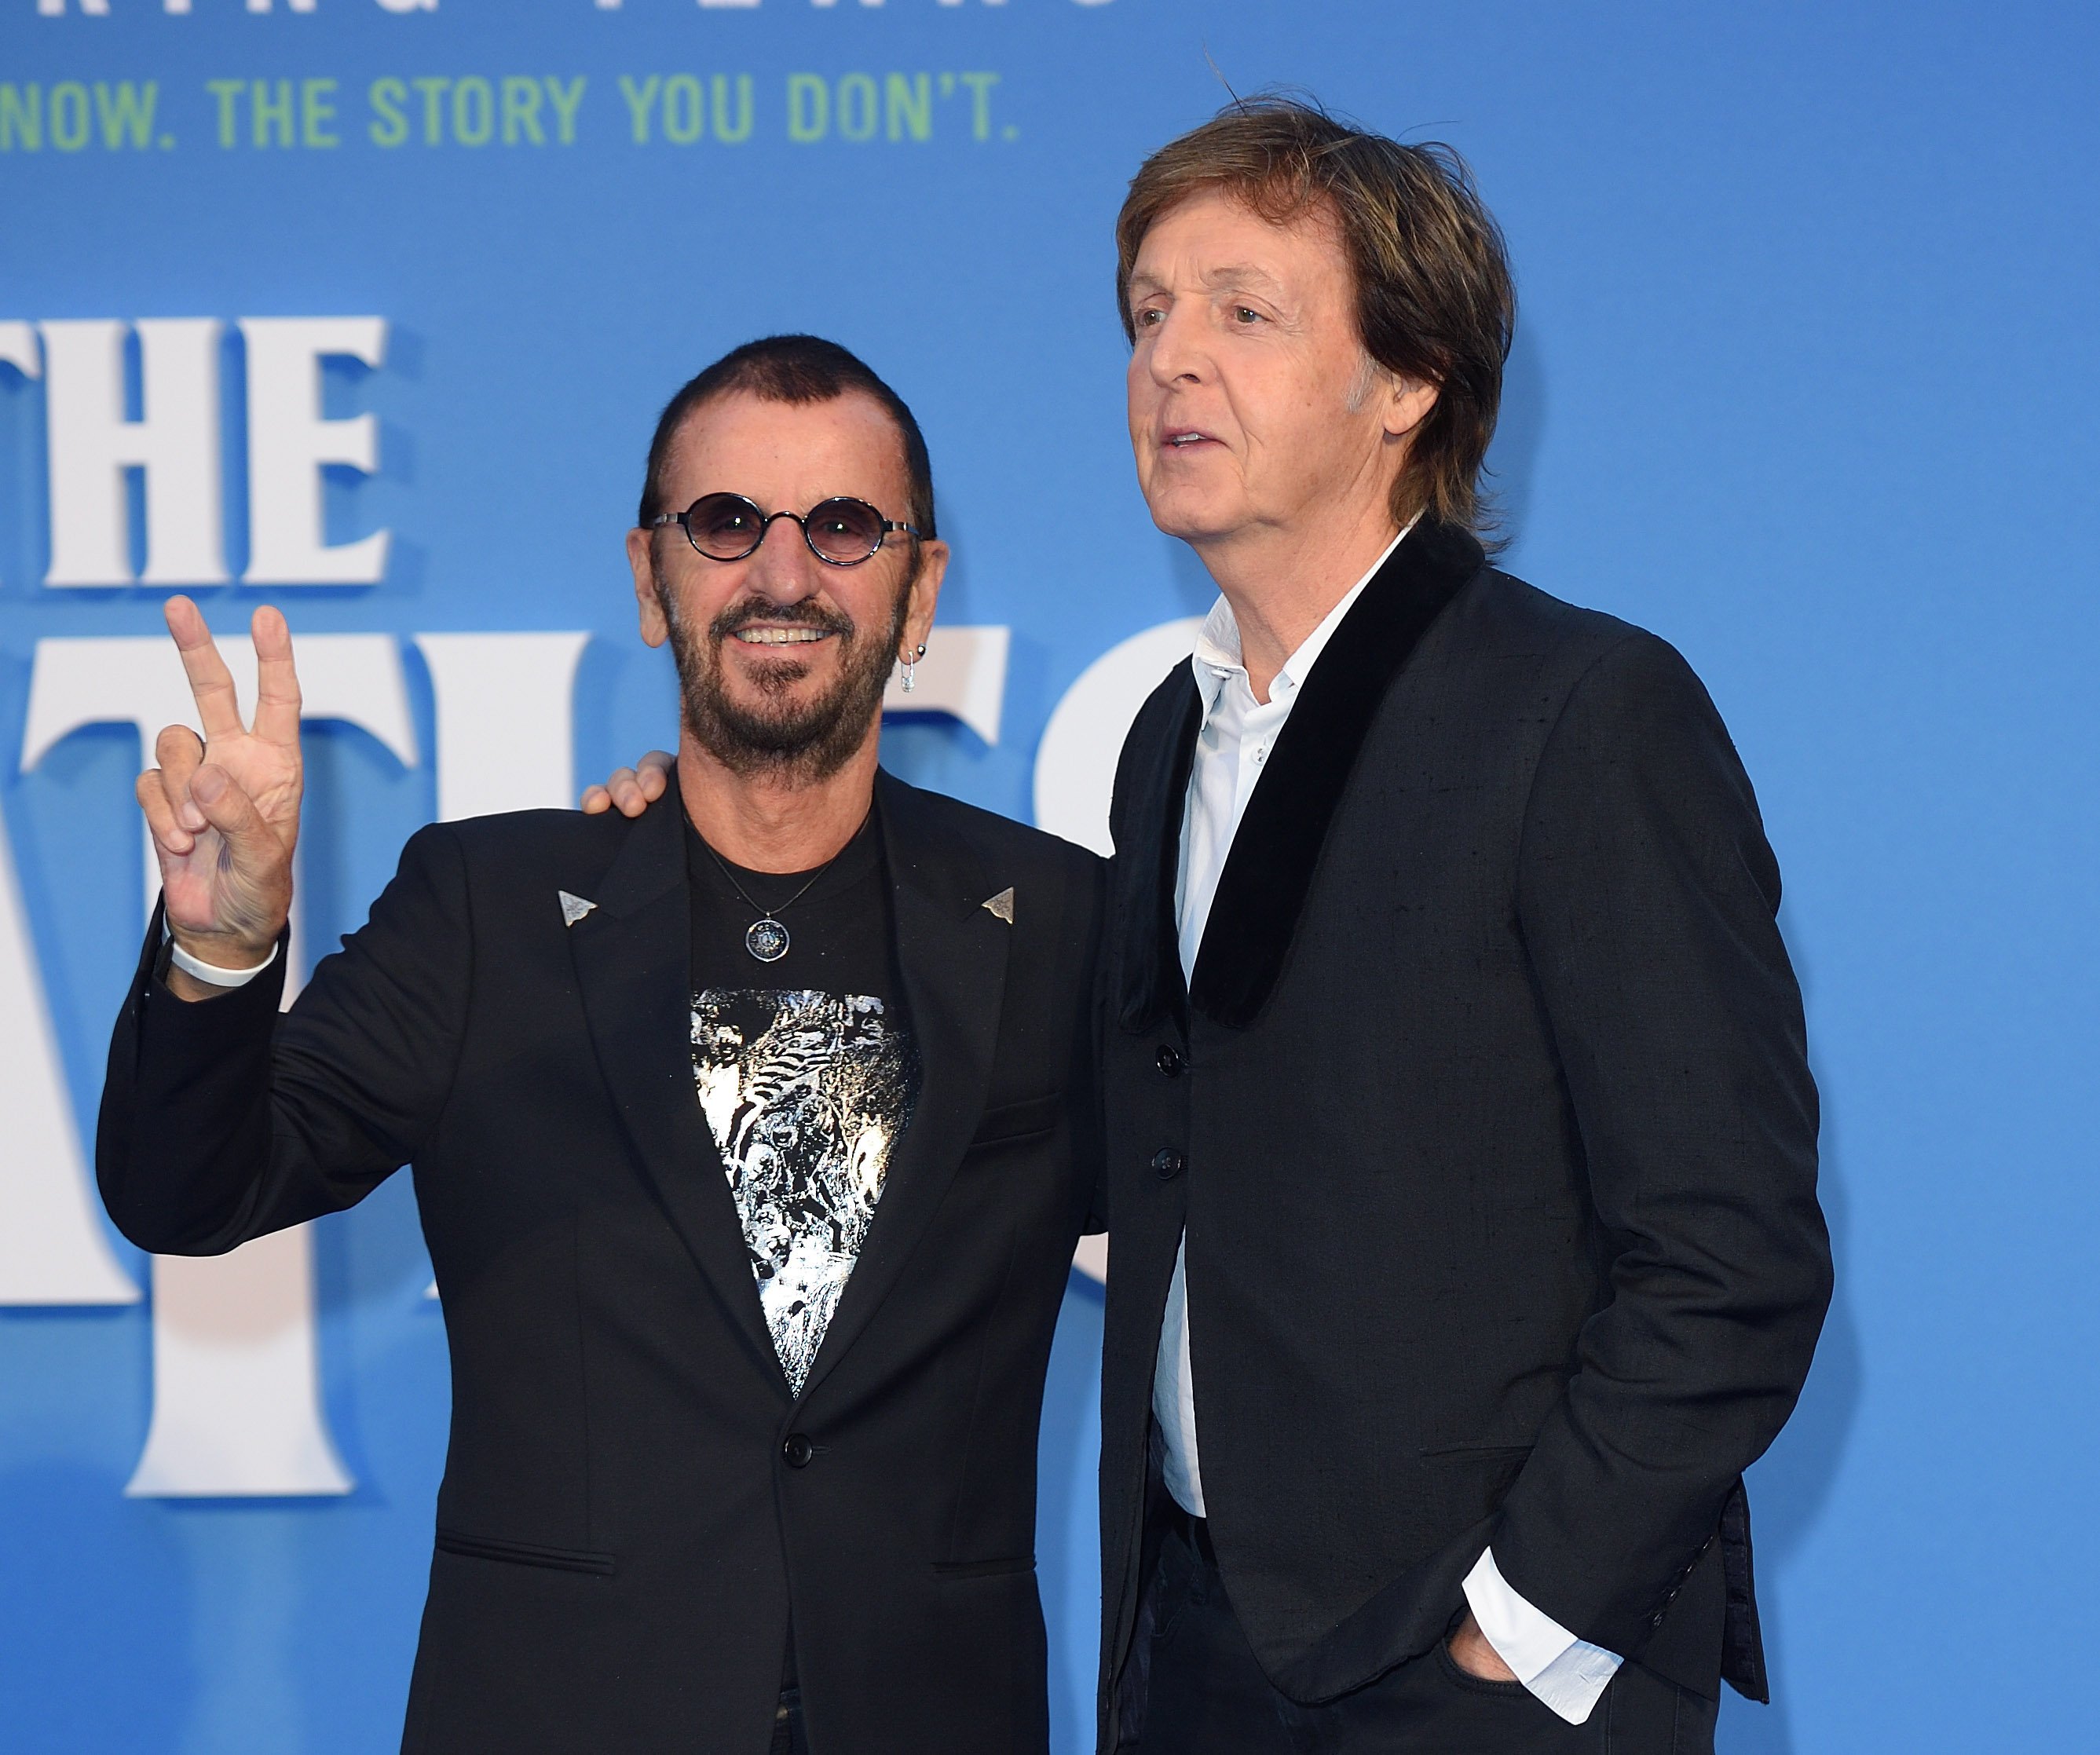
[580,750,674,818]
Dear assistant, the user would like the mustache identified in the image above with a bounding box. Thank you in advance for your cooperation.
[706,597,857,644]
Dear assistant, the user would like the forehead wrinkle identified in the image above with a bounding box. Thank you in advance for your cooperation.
[1196,262,1289,296]
[666,392,911,517]
[1128,261,1292,301]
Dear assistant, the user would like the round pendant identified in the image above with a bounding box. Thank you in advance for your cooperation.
[745,918,790,963]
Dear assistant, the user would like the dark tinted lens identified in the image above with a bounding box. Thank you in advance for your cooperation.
[803,498,886,564]
[687,494,765,558]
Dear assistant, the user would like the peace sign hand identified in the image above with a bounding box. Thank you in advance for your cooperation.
[134,597,303,978]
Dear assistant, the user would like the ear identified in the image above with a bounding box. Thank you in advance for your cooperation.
[899,538,949,660]
[1384,375,1440,443]
[627,526,669,649]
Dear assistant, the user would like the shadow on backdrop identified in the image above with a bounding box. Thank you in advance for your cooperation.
[1485,322,1546,565]
[1719,922,1861,1755]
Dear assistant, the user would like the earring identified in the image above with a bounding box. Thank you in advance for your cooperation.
[900,642,926,693]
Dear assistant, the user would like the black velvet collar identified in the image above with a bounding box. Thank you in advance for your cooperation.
[1114,521,1485,1034]
[1110,671,1203,1036]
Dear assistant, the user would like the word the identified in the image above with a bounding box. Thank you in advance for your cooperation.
[0,316,390,586]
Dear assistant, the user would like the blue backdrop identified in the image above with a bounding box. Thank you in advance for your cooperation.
[3,2,2096,1750]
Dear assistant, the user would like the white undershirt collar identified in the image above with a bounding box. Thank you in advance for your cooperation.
[1188,521,1415,717]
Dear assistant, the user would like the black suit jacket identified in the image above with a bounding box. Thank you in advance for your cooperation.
[1096,525,1831,1742]
[97,772,1103,1755]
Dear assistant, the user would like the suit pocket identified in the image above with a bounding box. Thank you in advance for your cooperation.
[1417,1443,1535,1461]
[968,1093,1062,1147]
[434,1527,616,1576]
[932,1555,1037,1580]
[1433,1634,1535,1700]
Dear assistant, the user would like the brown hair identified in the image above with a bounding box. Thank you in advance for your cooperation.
[1116,97,1515,536]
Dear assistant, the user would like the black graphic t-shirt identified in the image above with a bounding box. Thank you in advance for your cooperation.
[685,807,919,1398]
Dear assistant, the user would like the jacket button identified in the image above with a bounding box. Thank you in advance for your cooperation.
[1151,1147,1185,1180]
[1650,1609,1667,1629]
[782,1432,814,1469]
[1155,1045,1185,1077]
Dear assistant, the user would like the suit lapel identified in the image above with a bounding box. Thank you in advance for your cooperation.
[568,795,788,1394]
[1111,674,1202,1035]
[1187,520,1486,1029]
[796,771,1011,1404]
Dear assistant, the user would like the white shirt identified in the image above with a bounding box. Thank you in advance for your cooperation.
[1151,526,1624,1725]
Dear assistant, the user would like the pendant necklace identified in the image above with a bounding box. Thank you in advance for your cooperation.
[702,817,864,964]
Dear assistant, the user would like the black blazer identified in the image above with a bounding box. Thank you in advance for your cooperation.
[1095,525,1831,1740]
[97,772,1103,1755]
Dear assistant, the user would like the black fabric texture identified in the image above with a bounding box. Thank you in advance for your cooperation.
[768,1689,810,1755]
[98,771,1104,1755]
[1718,1483,1766,1703]
[686,806,897,1005]
[685,806,915,1701]
[1113,678,1201,1037]
[1126,1503,1714,1755]
[1184,518,1484,1029]
[1096,543,1831,1746]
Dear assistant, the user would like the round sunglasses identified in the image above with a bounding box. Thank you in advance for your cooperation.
[649,492,919,568]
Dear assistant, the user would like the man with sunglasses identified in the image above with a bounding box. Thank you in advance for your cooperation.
[96,335,1105,1755]
[596,102,1830,1754]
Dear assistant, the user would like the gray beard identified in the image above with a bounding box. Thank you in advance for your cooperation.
[661,583,907,786]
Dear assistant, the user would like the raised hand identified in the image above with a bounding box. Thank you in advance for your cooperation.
[580,749,675,818]
[135,597,303,973]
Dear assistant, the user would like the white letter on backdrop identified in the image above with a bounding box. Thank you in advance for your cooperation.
[0,322,39,382]
[0,789,140,1306]
[1032,617,1200,857]
[879,625,1011,746]
[414,632,591,822]
[42,319,227,589]
[241,316,390,586]
[22,632,418,1496]
[410,631,589,1302]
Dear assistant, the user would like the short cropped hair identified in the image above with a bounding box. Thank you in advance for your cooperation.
[1116,97,1516,536]
[638,335,936,543]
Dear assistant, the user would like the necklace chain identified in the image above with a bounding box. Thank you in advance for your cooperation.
[704,843,829,923]
[700,810,869,963]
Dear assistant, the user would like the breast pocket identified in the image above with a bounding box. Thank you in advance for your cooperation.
[968,1093,1063,1149]
[434,1527,616,1576]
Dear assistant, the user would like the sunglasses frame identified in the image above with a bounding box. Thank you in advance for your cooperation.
[649,492,919,569]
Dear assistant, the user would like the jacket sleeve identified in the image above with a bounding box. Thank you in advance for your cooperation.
[1496,631,1831,1658]
[1077,850,1114,1238]
[96,821,472,1256]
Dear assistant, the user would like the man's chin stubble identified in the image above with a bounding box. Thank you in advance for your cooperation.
[681,651,887,785]
[657,571,909,787]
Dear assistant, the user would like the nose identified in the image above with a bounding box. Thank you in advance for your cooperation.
[743,512,819,601]
[1145,302,1207,389]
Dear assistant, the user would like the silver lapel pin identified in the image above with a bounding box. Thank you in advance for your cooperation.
[982,887,1015,924]
[558,890,598,928]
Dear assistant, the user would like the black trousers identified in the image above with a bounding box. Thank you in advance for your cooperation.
[1127,1508,1717,1755]
[768,1687,808,1755]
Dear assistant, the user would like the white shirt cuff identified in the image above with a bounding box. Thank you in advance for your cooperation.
[1461,1547,1623,1725]
[162,921,280,989]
